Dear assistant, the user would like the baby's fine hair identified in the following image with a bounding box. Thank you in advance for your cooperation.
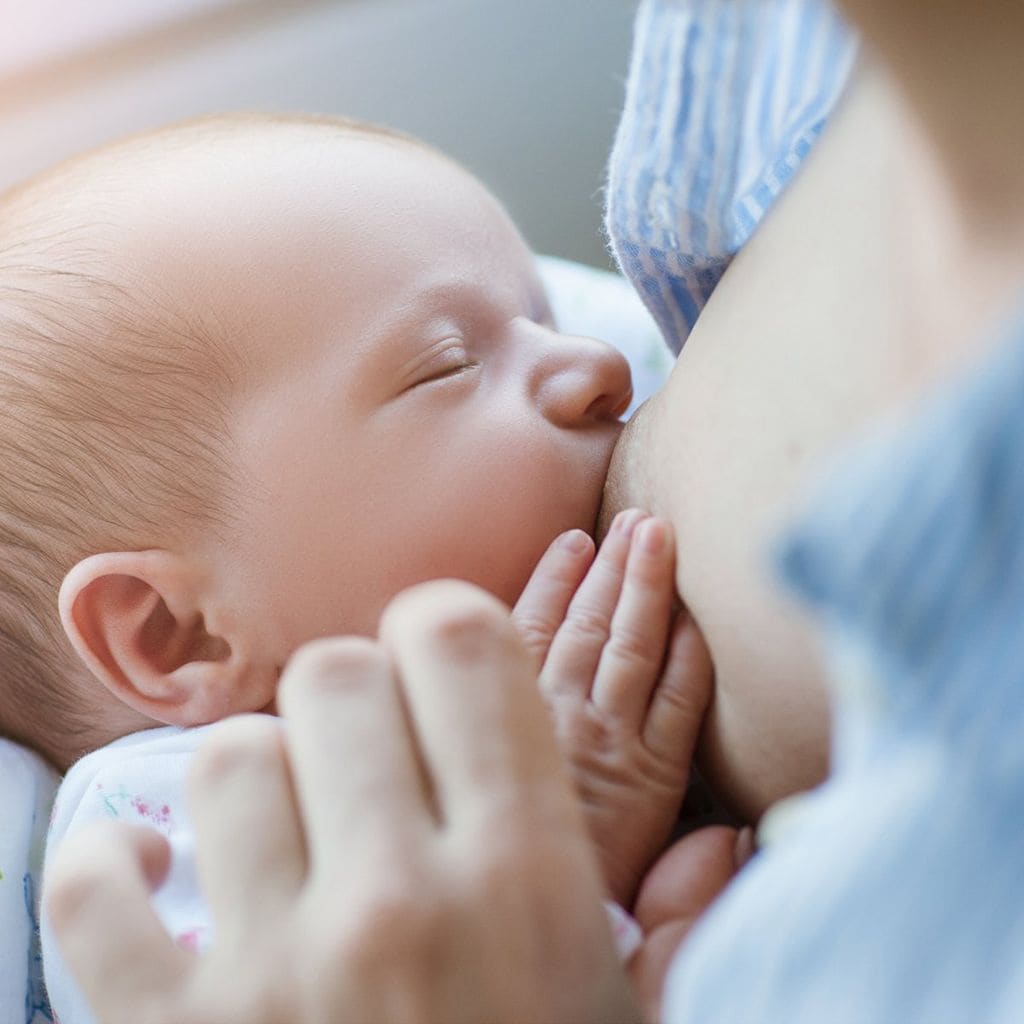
[0,112,415,767]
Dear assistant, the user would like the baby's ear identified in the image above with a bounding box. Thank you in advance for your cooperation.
[59,551,276,726]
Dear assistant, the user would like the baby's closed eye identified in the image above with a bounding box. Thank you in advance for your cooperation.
[401,338,478,390]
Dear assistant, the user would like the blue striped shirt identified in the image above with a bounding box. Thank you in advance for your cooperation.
[606,0,855,352]
[605,2,1024,1020]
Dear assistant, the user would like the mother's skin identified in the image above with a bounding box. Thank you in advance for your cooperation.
[600,66,987,821]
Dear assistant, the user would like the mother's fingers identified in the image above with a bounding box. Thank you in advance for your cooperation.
[46,823,191,1024]
[278,637,432,872]
[381,580,577,837]
[188,715,306,944]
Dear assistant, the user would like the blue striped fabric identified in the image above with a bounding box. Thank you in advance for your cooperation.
[779,317,1024,767]
[662,305,1024,1024]
[605,0,856,353]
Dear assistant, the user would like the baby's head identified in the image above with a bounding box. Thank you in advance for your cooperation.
[0,113,631,769]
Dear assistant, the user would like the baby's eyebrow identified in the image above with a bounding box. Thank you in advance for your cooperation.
[407,280,498,322]
[373,280,506,354]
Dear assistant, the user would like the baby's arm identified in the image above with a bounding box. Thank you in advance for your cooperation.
[513,511,713,909]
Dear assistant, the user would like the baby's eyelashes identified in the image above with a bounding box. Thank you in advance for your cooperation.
[398,337,473,390]
[415,360,480,388]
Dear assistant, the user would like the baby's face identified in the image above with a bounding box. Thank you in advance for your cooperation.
[156,128,631,652]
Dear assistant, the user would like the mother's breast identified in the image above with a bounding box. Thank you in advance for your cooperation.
[607,69,956,820]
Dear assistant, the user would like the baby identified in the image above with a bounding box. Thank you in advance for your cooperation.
[0,111,630,770]
[1,114,722,1020]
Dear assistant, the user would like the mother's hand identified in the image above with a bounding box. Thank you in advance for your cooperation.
[47,580,639,1024]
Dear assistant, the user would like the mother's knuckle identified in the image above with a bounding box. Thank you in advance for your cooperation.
[432,602,517,661]
[190,715,281,787]
[282,636,384,699]
[289,635,380,676]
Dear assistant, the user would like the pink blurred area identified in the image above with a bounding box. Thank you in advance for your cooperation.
[0,0,634,269]
[0,0,242,80]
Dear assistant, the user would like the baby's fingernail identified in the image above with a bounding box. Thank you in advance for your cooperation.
[637,518,666,554]
[558,529,590,554]
[612,508,646,537]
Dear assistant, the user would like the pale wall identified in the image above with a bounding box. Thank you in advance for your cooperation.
[0,0,637,267]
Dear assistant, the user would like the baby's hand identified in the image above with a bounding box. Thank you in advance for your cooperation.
[628,825,755,1021]
[513,510,713,908]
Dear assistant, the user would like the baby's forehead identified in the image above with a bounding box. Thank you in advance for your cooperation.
[36,121,406,323]
[15,115,426,248]
[7,115,511,406]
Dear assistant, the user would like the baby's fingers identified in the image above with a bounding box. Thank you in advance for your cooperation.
[541,508,647,700]
[591,517,677,728]
[512,529,594,671]
[642,611,713,770]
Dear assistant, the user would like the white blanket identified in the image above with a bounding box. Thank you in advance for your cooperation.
[42,725,216,1024]
[0,740,59,1024]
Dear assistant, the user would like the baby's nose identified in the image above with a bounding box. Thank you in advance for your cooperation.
[534,333,633,427]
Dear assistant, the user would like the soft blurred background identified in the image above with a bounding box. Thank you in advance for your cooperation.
[0,0,636,268]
